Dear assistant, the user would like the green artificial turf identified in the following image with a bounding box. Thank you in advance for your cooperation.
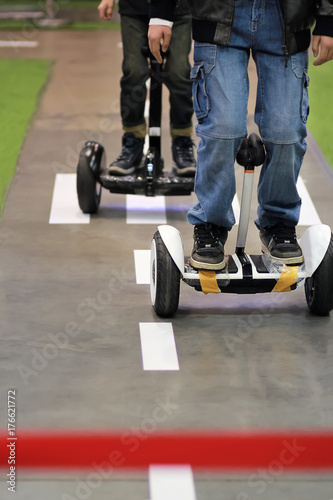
[60,21,120,30]
[0,0,120,29]
[0,59,50,215]
[307,60,333,168]
[0,20,120,29]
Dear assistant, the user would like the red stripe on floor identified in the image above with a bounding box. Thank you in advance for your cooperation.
[1,430,333,471]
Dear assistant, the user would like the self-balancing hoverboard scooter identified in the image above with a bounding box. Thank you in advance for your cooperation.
[150,133,333,317]
[76,47,194,214]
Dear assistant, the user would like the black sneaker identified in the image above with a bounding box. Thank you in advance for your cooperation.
[260,222,304,264]
[109,133,144,175]
[172,136,196,177]
[190,223,228,270]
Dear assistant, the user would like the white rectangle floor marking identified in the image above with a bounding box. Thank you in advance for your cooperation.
[149,465,197,500]
[297,176,322,226]
[49,174,90,224]
[126,195,166,224]
[134,250,151,284]
[0,41,39,47]
[139,323,180,371]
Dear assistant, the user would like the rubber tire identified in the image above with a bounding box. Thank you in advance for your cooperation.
[305,233,333,315]
[151,231,181,317]
[77,148,101,214]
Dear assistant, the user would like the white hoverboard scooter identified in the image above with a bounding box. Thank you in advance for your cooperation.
[150,133,333,317]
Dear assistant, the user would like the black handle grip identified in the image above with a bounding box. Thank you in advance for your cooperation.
[236,133,266,168]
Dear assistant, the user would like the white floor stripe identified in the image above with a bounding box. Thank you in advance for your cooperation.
[297,176,322,226]
[149,465,197,500]
[0,12,43,19]
[126,194,167,224]
[0,41,39,48]
[139,323,179,371]
[49,174,90,224]
[134,250,151,284]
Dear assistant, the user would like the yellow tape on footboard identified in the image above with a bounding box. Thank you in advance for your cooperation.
[273,266,298,292]
[199,270,220,294]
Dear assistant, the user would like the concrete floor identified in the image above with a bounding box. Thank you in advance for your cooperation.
[0,30,333,499]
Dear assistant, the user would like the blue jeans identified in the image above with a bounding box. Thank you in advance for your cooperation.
[188,0,309,230]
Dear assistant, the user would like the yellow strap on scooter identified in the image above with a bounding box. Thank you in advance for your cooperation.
[273,265,298,292]
[199,270,220,294]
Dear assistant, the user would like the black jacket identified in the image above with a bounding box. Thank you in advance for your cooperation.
[119,0,189,18]
[150,0,333,55]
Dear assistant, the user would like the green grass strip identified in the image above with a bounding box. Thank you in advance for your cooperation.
[61,21,120,30]
[308,60,333,168]
[0,20,119,29]
[0,59,50,215]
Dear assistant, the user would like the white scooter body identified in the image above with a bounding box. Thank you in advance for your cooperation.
[150,134,333,316]
[156,223,332,285]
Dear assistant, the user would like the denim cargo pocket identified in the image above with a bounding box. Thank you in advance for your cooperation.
[191,62,210,123]
[291,53,306,79]
[301,71,310,124]
[291,52,310,124]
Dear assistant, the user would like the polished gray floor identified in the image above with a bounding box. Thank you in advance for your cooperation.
[1,30,333,499]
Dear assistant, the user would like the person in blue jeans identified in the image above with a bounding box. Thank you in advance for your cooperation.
[98,0,196,177]
[148,0,333,270]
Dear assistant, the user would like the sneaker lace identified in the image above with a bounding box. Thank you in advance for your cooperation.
[116,136,141,161]
[175,137,195,161]
[195,224,221,248]
[271,223,297,244]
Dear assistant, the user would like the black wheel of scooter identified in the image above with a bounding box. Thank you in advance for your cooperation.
[150,231,180,317]
[305,233,333,315]
[77,146,102,214]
